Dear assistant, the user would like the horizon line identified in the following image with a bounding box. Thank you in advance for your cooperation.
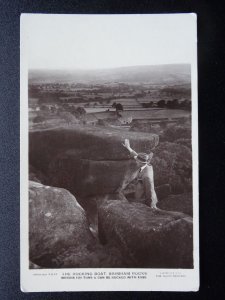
[29,63,191,72]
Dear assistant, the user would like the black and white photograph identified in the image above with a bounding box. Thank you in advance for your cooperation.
[20,13,199,291]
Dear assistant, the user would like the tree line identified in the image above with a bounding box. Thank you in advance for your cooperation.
[142,99,191,110]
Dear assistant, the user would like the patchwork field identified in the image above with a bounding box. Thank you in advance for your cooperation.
[92,109,190,120]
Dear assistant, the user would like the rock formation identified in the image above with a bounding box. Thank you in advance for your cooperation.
[29,125,158,198]
[98,200,193,268]
[29,125,193,268]
[29,181,93,267]
[29,181,125,268]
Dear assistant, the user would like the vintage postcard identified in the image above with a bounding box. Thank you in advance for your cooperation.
[20,13,199,291]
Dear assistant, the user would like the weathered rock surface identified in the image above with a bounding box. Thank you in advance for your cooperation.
[29,125,158,197]
[30,125,158,161]
[29,181,125,268]
[49,156,140,198]
[98,200,193,268]
[158,193,193,216]
[29,181,93,267]
[55,243,127,268]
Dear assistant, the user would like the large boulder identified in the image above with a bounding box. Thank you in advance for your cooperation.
[29,181,94,267]
[30,125,158,163]
[29,125,158,197]
[98,200,193,268]
[48,155,139,198]
[29,181,125,268]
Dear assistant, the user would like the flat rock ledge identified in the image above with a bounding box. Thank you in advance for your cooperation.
[98,200,193,268]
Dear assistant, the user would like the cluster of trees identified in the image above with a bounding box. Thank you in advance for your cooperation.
[158,99,191,110]
[161,124,191,143]
[153,140,192,194]
[112,102,124,115]
[141,99,191,110]
[69,106,86,117]
[32,105,86,125]
[151,120,192,194]
[142,102,154,108]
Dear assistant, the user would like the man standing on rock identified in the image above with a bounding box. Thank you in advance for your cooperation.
[116,139,158,209]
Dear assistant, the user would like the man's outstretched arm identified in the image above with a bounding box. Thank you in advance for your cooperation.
[122,139,138,158]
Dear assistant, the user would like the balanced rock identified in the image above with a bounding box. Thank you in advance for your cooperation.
[29,125,158,197]
[98,200,193,268]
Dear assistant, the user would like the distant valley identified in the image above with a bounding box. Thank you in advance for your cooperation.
[29,64,191,86]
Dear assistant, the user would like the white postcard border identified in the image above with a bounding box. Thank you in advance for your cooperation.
[20,13,199,292]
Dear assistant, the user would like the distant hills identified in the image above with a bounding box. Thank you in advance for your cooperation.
[29,64,191,86]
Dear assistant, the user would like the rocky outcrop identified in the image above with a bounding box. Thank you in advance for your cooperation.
[49,156,136,198]
[29,181,125,268]
[29,125,158,197]
[98,200,193,268]
[158,193,193,216]
[28,121,194,269]
[29,181,93,267]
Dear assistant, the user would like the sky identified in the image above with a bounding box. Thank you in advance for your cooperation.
[21,14,197,70]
